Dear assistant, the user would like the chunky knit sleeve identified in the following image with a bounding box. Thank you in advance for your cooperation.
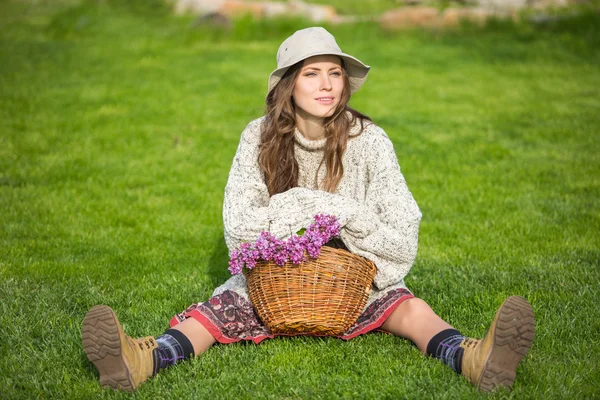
[222,119,341,253]
[340,126,422,289]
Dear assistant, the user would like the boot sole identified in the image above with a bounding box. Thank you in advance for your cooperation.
[82,305,135,391]
[477,296,535,392]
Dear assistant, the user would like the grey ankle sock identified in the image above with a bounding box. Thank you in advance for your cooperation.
[152,329,195,375]
[426,328,465,374]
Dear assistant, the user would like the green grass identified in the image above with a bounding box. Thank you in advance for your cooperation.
[1,1,599,398]
[302,0,401,16]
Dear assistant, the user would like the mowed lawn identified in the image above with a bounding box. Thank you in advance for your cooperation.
[1,1,599,399]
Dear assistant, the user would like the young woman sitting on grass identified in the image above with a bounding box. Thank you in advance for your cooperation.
[82,27,535,393]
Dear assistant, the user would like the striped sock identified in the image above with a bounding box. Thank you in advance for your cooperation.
[426,328,465,374]
[152,329,195,375]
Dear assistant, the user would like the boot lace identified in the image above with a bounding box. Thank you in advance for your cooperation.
[135,337,156,351]
[462,338,480,348]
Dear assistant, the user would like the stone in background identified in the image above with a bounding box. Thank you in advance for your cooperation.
[174,0,339,23]
[173,0,589,29]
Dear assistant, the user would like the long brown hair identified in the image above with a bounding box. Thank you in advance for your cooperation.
[259,59,371,196]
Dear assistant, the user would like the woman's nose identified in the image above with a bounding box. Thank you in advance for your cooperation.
[319,73,332,91]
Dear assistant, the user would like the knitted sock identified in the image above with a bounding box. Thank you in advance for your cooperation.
[152,329,195,375]
[426,328,465,374]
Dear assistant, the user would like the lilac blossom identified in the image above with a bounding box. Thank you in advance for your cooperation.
[228,249,244,275]
[228,214,341,275]
[286,234,308,265]
[255,231,278,260]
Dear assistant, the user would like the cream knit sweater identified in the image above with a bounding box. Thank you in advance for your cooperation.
[213,115,422,308]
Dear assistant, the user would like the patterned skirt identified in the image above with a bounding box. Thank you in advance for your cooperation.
[169,288,414,344]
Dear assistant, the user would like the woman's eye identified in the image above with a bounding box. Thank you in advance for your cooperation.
[330,71,342,76]
[304,72,317,77]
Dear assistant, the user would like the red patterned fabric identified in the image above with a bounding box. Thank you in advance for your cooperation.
[169,288,414,344]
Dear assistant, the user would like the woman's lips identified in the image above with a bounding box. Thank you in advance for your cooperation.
[315,97,334,105]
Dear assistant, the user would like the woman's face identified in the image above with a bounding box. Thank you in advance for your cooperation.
[293,55,344,123]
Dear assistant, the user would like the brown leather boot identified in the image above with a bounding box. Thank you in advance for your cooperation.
[460,296,535,392]
[82,305,157,391]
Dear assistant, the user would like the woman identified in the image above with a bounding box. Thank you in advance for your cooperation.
[82,27,534,393]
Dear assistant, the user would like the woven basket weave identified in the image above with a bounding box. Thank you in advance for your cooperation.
[245,246,377,336]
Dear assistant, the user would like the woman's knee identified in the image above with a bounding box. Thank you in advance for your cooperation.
[395,297,435,322]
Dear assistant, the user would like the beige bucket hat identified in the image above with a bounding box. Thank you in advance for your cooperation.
[267,27,370,95]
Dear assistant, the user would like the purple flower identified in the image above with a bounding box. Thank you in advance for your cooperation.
[255,231,278,261]
[272,251,288,266]
[271,236,288,265]
[228,249,244,275]
[239,242,259,270]
[286,235,307,265]
[228,214,341,274]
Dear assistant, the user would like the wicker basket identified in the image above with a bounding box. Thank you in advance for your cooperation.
[244,246,377,336]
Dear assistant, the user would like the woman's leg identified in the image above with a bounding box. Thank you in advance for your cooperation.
[170,317,216,355]
[381,297,453,353]
[381,296,535,392]
[82,305,217,392]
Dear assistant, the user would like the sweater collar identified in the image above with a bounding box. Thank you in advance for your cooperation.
[293,112,367,151]
[293,127,327,151]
